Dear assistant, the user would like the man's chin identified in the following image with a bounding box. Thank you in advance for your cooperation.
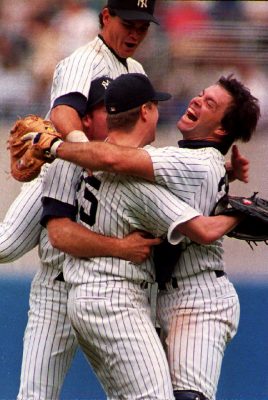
[120,45,137,58]
[177,119,195,134]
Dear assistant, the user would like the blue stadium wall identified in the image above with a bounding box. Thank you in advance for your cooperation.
[1,277,268,400]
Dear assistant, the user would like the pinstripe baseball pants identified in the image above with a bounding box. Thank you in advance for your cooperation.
[17,277,78,400]
[157,271,240,400]
[68,280,175,400]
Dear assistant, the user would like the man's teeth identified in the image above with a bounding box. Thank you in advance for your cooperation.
[186,110,197,121]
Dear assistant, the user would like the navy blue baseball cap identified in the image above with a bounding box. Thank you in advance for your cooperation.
[107,0,159,24]
[86,76,113,112]
[105,73,171,114]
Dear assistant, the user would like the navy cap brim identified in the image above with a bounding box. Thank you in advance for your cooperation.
[152,92,172,102]
[113,9,159,24]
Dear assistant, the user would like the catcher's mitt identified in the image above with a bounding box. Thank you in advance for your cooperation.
[213,192,268,247]
[8,115,62,182]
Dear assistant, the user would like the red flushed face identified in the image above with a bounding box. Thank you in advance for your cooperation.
[177,84,233,141]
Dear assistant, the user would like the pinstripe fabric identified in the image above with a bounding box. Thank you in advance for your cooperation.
[144,144,240,399]
[54,169,200,285]
[50,36,145,109]
[0,165,78,400]
[68,282,174,399]
[145,145,228,278]
[0,164,78,399]
[157,272,239,400]
[42,162,200,399]
[18,277,77,400]
[16,34,146,399]
[0,167,45,263]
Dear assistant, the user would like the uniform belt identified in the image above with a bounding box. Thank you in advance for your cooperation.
[55,272,65,282]
[55,273,148,289]
[158,270,225,291]
[140,281,148,289]
[214,270,225,278]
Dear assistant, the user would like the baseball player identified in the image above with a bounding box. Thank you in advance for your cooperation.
[11,1,159,398]
[39,74,244,400]
[1,77,159,400]
[49,0,159,138]
[41,74,260,400]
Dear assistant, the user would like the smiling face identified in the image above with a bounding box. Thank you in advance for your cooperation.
[177,84,234,141]
[101,9,150,58]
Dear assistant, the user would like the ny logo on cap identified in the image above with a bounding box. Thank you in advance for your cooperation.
[137,0,148,8]
[102,79,111,90]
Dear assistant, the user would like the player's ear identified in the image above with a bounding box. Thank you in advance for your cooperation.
[140,103,149,121]
[102,8,111,26]
[215,126,228,138]
[82,113,93,131]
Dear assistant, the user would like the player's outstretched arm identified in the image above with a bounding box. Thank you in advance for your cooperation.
[56,141,155,180]
[0,177,43,263]
[170,213,243,245]
[57,141,250,183]
[24,130,155,182]
[47,218,161,264]
[23,130,250,184]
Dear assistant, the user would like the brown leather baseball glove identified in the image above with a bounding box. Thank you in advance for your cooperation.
[8,115,62,182]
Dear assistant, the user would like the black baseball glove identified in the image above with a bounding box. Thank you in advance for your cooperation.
[213,192,268,247]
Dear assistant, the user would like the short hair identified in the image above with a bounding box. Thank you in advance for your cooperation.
[107,106,140,132]
[99,7,116,29]
[218,75,260,152]
[107,102,154,132]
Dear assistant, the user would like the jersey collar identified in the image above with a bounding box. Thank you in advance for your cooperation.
[178,140,228,155]
[98,35,128,68]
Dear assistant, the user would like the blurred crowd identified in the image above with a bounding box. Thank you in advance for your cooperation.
[1,0,268,129]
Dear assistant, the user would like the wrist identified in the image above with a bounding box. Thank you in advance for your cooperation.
[50,139,63,157]
[112,238,125,259]
[66,130,89,143]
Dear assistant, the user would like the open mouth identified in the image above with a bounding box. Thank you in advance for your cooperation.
[186,109,198,122]
[125,42,136,48]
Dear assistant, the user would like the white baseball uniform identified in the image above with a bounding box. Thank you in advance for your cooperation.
[145,142,240,400]
[12,33,146,399]
[41,159,200,400]
[0,165,79,400]
[50,35,145,113]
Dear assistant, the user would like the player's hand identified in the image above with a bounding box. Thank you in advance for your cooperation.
[22,131,63,160]
[226,145,249,183]
[119,231,162,264]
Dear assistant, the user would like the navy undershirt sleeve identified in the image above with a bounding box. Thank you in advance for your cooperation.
[41,197,77,227]
[52,92,87,116]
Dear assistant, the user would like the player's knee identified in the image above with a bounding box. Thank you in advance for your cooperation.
[173,390,209,400]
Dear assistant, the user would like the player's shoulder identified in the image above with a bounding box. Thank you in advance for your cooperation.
[127,57,145,73]
[57,36,102,65]
[145,144,222,170]
[145,144,182,159]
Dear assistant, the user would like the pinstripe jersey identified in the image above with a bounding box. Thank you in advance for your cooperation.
[0,164,78,399]
[41,160,200,286]
[0,163,66,278]
[50,35,145,110]
[145,144,227,279]
[0,177,42,263]
[145,143,239,400]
